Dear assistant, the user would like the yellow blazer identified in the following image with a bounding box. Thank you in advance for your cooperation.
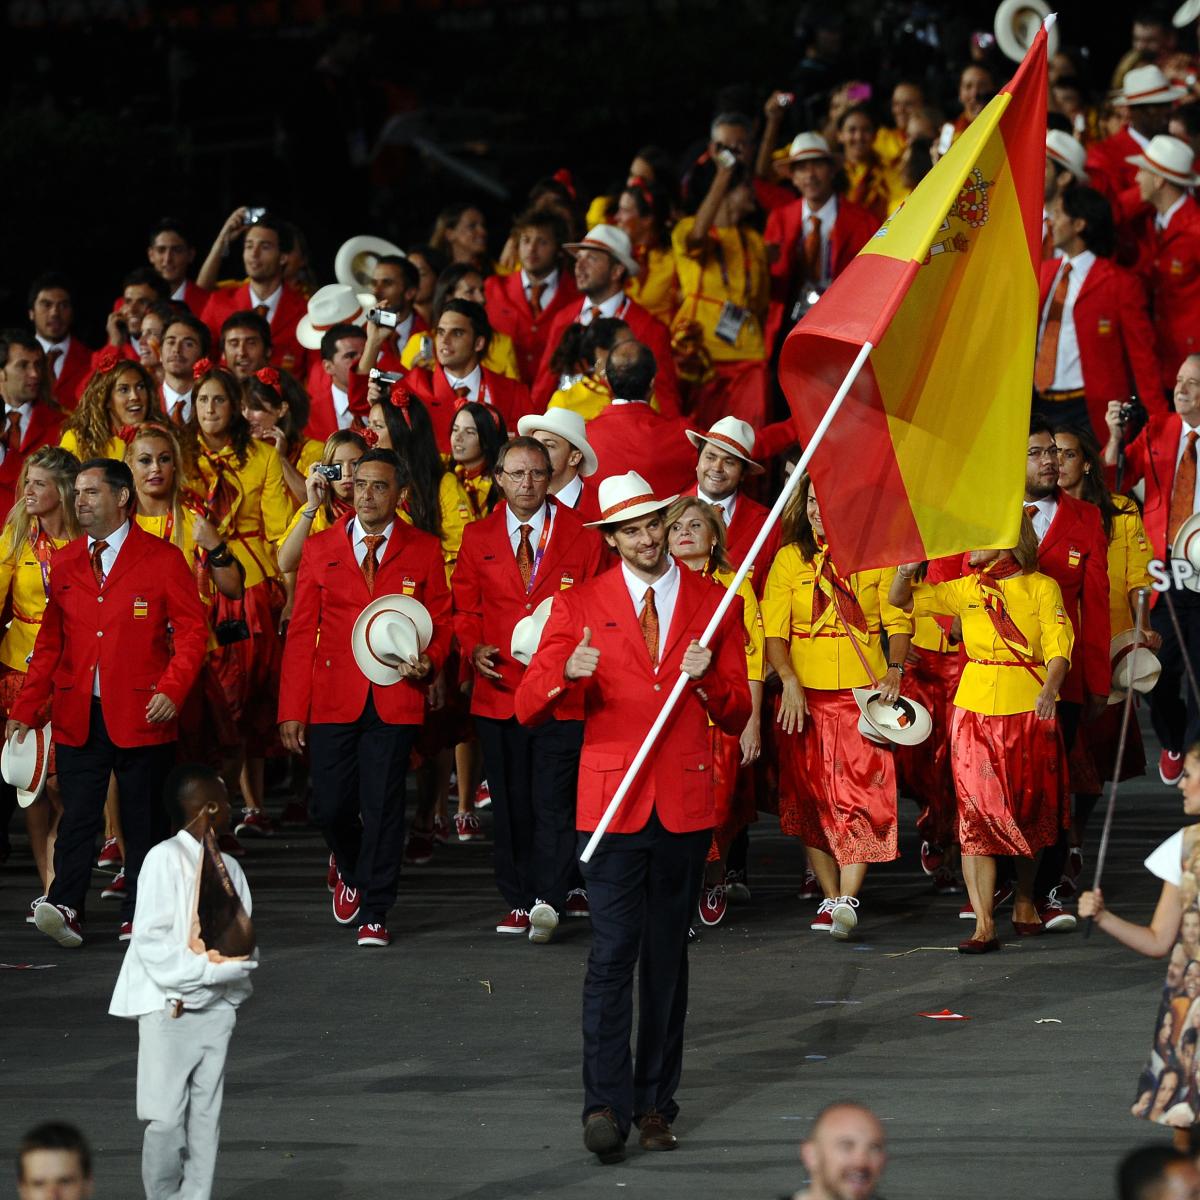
[438,470,491,580]
[627,245,680,326]
[761,544,908,690]
[60,430,127,461]
[1108,495,1154,637]
[0,527,70,672]
[400,330,521,381]
[712,566,765,682]
[912,571,1074,715]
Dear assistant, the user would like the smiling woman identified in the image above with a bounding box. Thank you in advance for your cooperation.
[60,361,166,463]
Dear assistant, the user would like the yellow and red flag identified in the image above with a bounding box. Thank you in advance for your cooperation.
[779,26,1049,573]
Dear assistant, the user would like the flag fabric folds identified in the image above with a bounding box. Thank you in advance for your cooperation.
[778,26,1050,573]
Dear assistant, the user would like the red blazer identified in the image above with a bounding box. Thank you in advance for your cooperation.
[1037,256,1165,437]
[405,364,532,455]
[532,296,681,417]
[515,562,751,833]
[1124,411,1191,560]
[485,269,581,386]
[1036,489,1111,704]
[12,522,208,747]
[0,403,65,515]
[50,337,93,410]
[1085,128,1141,205]
[578,404,697,522]
[304,362,371,442]
[764,196,881,353]
[682,483,780,597]
[1142,197,1200,390]
[278,515,452,727]
[200,283,311,377]
[452,499,603,720]
[178,279,211,318]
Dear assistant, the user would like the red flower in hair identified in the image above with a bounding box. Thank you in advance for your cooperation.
[552,167,577,201]
[388,382,415,427]
[361,428,379,447]
[192,357,214,380]
[255,367,281,394]
[95,346,121,374]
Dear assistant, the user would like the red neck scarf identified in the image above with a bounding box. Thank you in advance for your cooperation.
[810,541,869,641]
[973,555,1029,650]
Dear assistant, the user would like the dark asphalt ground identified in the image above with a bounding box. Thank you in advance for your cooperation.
[0,715,1185,1199]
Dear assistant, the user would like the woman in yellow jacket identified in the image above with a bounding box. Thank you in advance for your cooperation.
[763,476,910,941]
[184,363,292,838]
[666,496,764,929]
[440,401,504,579]
[1055,426,1157,886]
[241,369,323,505]
[60,355,166,462]
[0,447,80,913]
[889,514,1074,954]
[615,177,678,325]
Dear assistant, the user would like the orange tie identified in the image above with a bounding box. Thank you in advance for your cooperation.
[44,348,62,379]
[1041,217,1053,261]
[453,385,471,400]
[640,586,659,665]
[254,303,269,318]
[528,281,547,316]
[803,214,822,282]
[360,534,384,592]
[516,524,534,590]
[1169,431,1199,548]
[3,410,21,453]
[170,399,186,427]
[1034,263,1072,393]
[90,540,109,589]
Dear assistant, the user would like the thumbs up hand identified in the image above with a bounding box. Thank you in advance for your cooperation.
[565,626,601,681]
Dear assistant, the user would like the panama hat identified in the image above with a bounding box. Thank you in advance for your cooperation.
[1108,628,1163,705]
[1173,511,1200,594]
[511,596,556,667]
[1175,0,1200,28]
[351,595,433,686]
[1117,64,1187,106]
[334,234,404,291]
[296,284,376,351]
[563,225,641,278]
[2,722,52,808]
[853,688,932,748]
[994,0,1059,64]
[1126,134,1200,188]
[1046,130,1088,181]
[685,416,765,475]
[584,471,676,528]
[777,132,835,167]
[517,409,598,477]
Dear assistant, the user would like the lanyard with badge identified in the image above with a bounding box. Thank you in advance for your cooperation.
[711,228,752,346]
[523,498,555,593]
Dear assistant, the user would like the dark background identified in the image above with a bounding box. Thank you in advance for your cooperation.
[2,0,1131,342]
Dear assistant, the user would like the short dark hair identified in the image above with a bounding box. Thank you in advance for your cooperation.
[495,436,552,475]
[147,217,194,247]
[1060,184,1116,257]
[440,298,491,345]
[163,762,223,831]
[1029,414,1055,439]
[123,265,170,300]
[376,255,420,290]
[77,457,134,508]
[27,272,74,309]
[0,327,41,366]
[512,207,568,246]
[355,447,411,489]
[248,212,294,254]
[220,310,271,350]
[163,311,211,357]
[18,1121,92,1181]
[320,323,367,363]
[605,340,657,400]
[1118,1144,1191,1200]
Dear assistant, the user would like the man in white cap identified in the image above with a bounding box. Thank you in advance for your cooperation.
[1086,64,1186,203]
[1128,134,1200,390]
[517,408,598,512]
[515,470,751,1163]
[763,132,881,355]
[531,224,681,417]
[1044,130,1091,260]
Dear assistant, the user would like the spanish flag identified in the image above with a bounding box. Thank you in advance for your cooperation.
[779,25,1049,573]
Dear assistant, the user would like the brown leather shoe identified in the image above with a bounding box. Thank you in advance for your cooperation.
[583,1109,625,1164]
[636,1111,678,1151]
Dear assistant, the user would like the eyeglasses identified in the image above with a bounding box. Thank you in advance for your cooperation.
[498,469,549,483]
[1027,447,1059,460]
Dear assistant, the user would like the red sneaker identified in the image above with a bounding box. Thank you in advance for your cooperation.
[357,922,391,947]
[96,837,122,871]
[798,870,821,900]
[404,832,434,865]
[810,900,834,932]
[235,807,274,838]
[919,841,945,876]
[101,869,126,900]
[1036,887,1078,933]
[118,921,133,943]
[475,780,492,809]
[564,888,590,918]
[432,813,452,845]
[698,884,727,927]
[279,799,310,826]
[218,832,245,858]
[454,810,483,842]
[33,902,83,948]
[326,853,338,894]
[496,908,530,934]
[332,879,361,926]
[1161,750,1185,785]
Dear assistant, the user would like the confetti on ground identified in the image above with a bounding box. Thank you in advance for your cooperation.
[805,1054,828,1061]
[479,980,493,995]
[852,945,874,952]
[813,999,862,1005]
[885,946,960,958]
[1035,1018,1062,1024]
[919,1008,971,1020]
[0,963,57,970]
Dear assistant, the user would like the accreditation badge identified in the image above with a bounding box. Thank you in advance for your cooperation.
[1171,259,1185,276]
[1067,546,1081,569]
[133,596,149,619]
[1096,318,1113,337]
[401,575,417,597]
[559,573,574,590]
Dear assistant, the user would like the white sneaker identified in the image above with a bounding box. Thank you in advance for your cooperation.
[26,894,47,925]
[528,901,559,944]
[830,896,859,940]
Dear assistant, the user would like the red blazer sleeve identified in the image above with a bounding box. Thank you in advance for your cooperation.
[1119,269,1169,414]
[755,418,797,461]
[422,538,453,674]
[514,589,588,725]
[694,592,752,736]
[10,584,64,728]
[155,547,209,708]
[1080,507,1113,700]
[277,537,321,725]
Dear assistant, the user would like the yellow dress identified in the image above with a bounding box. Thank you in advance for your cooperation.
[627,245,679,326]
[400,330,521,381]
[0,526,71,672]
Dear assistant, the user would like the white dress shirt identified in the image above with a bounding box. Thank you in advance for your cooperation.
[555,474,584,509]
[800,194,839,285]
[390,311,415,346]
[621,558,680,668]
[89,519,131,697]
[1025,494,1058,543]
[331,383,352,429]
[109,831,255,1018]
[578,291,627,326]
[505,501,548,557]
[1042,249,1096,391]
[35,333,70,379]
[248,282,283,324]
[523,267,559,311]
[0,402,33,464]
[445,365,483,403]
[697,485,737,526]
[350,516,394,566]
[1158,193,1188,232]
[162,381,193,425]
[1175,419,1200,519]
[170,280,190,303]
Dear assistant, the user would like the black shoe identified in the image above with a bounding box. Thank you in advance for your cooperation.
[583,1109,625,1164]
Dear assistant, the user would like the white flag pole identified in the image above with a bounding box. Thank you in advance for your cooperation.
[579,339,876,863]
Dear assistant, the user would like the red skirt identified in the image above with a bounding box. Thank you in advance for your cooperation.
[1067,698,1147,794]
[778,689,898,865]
[950,707,1069,857]
[895,647,962,848]
[686,360,769,430]
[707,726,755,862]
[210,579,283,745]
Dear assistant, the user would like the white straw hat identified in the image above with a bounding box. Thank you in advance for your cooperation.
[1,722,52,808]
[1126,134,1200,187]
[563,225,641,278]
[853,688,932,747]
[351,595,433,686]
[583,471,676,528]
[994,0,1059,64]
[296,283,376,351]
[334,234,405,291]
[511,596,556,666]
[778,132,835,165]
[1046,130,1088,181]
[685,416,765,475]
[1117,64,1187,106]
[517,409,598,477]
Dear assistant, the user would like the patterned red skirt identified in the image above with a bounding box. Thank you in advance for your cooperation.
[950,706,1069,857]
[895,647,962,848]
[778,688,898,865]
[210,578,283,745]
[1067,699,1147,794]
